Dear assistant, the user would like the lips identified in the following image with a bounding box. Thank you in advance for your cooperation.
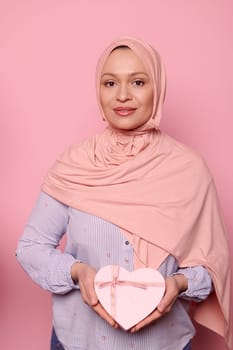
[113,107,136,116]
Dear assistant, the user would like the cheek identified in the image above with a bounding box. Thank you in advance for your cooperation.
[100,90,112,110]
[143,91,154,112]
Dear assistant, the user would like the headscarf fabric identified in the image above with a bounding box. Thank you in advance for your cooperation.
[42,37,231,349]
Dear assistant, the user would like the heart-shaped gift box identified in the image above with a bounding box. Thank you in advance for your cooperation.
[94,265,165,330]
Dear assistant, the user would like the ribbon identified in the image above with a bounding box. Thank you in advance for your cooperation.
[95,265,164,319]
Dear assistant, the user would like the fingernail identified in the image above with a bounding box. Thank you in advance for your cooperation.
[157,305,164,313]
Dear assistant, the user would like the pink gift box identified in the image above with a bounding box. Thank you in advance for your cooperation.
[94,265,165,330]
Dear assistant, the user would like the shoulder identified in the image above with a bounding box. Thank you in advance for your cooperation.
[161,133,213,183]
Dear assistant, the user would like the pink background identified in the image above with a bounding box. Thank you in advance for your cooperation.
[1,1,232,349]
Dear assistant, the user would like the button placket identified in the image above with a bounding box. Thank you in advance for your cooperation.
[122,240,131,268]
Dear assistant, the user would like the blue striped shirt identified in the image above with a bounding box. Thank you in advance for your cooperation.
[16,192,212,350]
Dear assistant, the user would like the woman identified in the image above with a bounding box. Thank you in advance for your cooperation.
[16,37,231,350]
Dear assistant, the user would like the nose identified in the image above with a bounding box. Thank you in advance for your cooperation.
[116,83,132,102]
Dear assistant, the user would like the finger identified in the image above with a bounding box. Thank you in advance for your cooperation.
[79,285,98,307]
[88,291,99,307]
[93,303,118,328]
[78,283,89,304]
[79,281,98,306]
[130,309,162,332]
[157,278,178,313]
[157,295,175,313]
[157,285,178,313]
[80,287,117,327]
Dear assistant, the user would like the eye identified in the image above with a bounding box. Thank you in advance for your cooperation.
[104,80,116,87]
[133,79,144,86]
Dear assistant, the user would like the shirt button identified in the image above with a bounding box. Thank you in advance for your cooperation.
[125,240,130,245]
[124,258,129,265]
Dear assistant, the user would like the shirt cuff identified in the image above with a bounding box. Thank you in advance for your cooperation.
[172,265,213,302]
[66,259,83,291]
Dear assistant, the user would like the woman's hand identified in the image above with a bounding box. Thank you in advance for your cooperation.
[130,274,188,333]
[71,262,118,328]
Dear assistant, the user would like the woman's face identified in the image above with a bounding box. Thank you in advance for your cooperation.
[100,48,153,131]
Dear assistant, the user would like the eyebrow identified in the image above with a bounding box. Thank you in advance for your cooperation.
[101,72,149,78]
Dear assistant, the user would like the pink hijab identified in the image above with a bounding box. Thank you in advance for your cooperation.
[42,37,231,348]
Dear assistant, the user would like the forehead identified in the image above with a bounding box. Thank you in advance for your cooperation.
[101,48,149,76]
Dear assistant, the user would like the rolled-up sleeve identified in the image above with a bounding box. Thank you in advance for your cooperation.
[16,192,79,294]
[174,266,213,302]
